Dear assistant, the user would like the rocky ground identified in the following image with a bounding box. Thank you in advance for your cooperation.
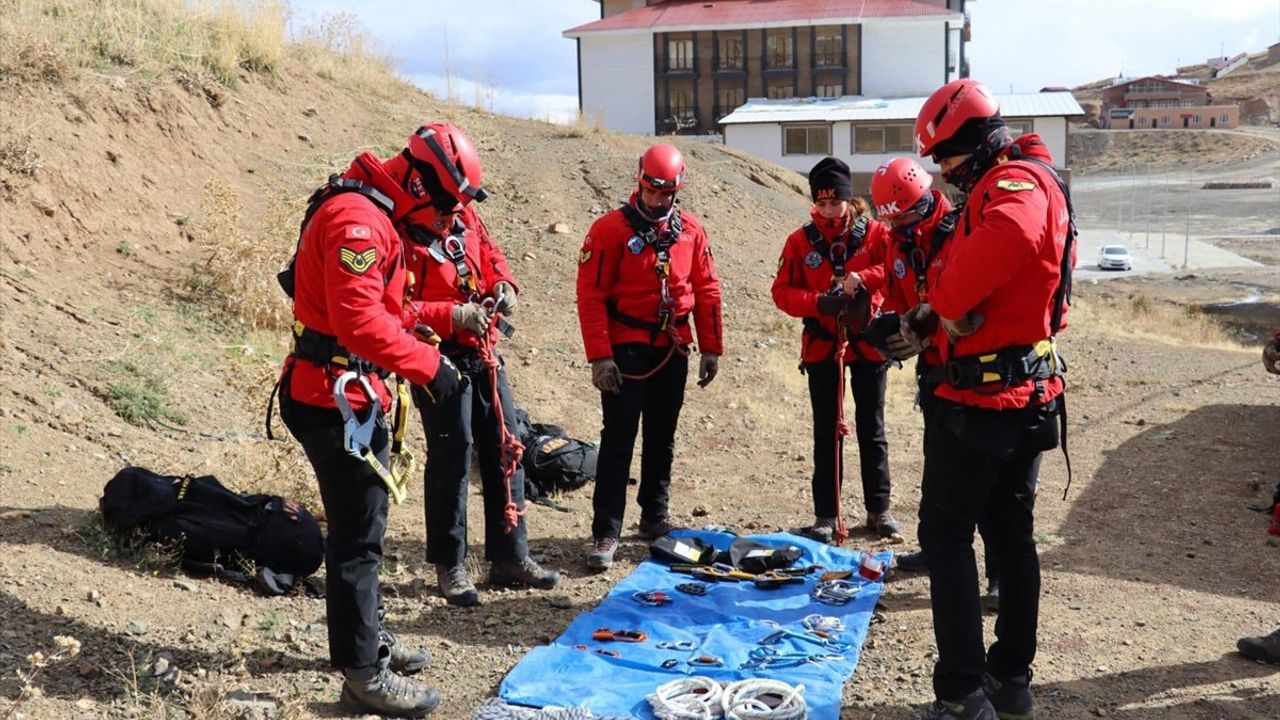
[1,39,1278,720]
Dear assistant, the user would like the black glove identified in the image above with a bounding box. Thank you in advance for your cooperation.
[422,355,463,405]
[591,358,623,394]
[697,353,719,388]
[816,294,855,316]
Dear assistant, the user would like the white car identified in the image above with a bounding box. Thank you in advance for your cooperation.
[1097,244,1132,271]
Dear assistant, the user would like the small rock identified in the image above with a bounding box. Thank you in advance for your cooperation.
[692,506,709,517]
[297,133,312,142]
[77,662,99,678]
[125,620,148,636]
[549,222,571,234]
[0,510,31,521]
[549,596,572,609]
[1135,621,1146,627]
[173,579,197,592]
[1135,418,1145,426]
[1096,665,1108,673]
[55,604,68,615]
[219,608,242,629]
[75,698,96,710]
[522,252,537,261]
[151,656,171,677]
[302,106,318,117]
[484,616,501,628]
[1093,707,1108,717]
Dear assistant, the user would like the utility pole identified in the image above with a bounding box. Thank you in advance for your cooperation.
[1160,177,1168,259]
[1144,164,1151,248]
[1183,169,1192,269]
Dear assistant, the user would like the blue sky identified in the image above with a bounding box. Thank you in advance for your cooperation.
[290,0,1279,123]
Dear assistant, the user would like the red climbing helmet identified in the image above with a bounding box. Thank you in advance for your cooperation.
[637,144,686,192]
[914,79,1001,158]
[870,157,933,220]
[404,122,488,207]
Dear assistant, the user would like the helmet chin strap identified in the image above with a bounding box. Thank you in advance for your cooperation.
[635,191,677,223]
[945,124,1013,193]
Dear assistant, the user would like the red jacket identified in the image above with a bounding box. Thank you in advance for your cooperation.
[772,208,888,364]
[882,190,955,368]
[402,205,517,350]
[926,134,1074,410]
[576,197,723,362]
[283,153,444,411]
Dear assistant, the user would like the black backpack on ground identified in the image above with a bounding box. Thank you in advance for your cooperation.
[100,467,324,594]
[521,423,598,499]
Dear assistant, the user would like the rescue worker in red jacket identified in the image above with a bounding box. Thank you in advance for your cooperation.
[397,124,559,606]
[772,157,900,543]
[867,158,1000,609]
[576,143,723,569]
[276,124,471,717]
[897,79,1075,720]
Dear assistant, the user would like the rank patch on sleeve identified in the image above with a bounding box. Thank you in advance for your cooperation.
[339,246,378,274]
[995,179,1035,192]
[578,249,593,264]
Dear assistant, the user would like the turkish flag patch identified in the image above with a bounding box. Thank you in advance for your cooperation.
[346,225,372,240]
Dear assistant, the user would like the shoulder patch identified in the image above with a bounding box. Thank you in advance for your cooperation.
[345,225,372,240]
[995,179,1036,192]
[338,246,378,274]
[579,249,593,264]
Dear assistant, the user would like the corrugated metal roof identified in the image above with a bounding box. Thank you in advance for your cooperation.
[719,92,1086,125]
[565,0,957,36]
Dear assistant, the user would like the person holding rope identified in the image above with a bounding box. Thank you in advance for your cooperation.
[274,123,472,716]
[771,156,901,545]
[397,123,561,607]
[906,78,1074,720]
[577,143,723,569]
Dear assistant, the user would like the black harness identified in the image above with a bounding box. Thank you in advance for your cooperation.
[801,215,868,285]
[898,206,960,302]
[609,204,690,341]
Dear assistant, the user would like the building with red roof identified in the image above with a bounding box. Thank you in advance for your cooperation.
[564,0,973,135]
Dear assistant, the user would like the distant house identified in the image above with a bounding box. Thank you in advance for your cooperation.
[1100,76,1238,129]
[719,91,1083,190]
[1211,52,1248,78]
[563,0,974,136]
[1267,42,1280,63]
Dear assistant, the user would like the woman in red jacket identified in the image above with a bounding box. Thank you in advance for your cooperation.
[771,157,900,543]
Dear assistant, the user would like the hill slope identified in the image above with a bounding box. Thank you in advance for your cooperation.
[2,10,1277,720]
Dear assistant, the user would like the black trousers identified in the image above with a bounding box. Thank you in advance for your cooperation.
[592,343,689,540]
[412,352,527,567]
[918,367,1000,586]
[280,390,388,671]
[919,396,1060,701]
[805,358,892,517]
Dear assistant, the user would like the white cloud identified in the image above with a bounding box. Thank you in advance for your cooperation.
[405,73,580,125]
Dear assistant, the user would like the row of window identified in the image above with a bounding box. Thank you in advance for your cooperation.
[665,28,844,73]
[782,120,1035,156]
[665,83,843,120]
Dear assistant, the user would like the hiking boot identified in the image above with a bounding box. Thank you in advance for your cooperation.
[489,557,561,590]
[802,517,838,544]
[983,672,1033,720]
[435,564,479,607]
[919,688,997,720]
[638,516,683,540]
[982,578,1001,613]
[1237,626,1280,664]
[867,510,903,538]
[895,550,928,573]
[380,627,429,675]
[340,648,439,718]
[587,536,618,569]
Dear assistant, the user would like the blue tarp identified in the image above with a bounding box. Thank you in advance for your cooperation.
[499,530,891,719]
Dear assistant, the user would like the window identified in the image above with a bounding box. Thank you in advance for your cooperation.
[815,28,842,67]
[717,34,744,70]
[783,125,831,155]
[853,123,913,153]
[1194,114,1202,124]
[667,38,693,71]
[1005,119,1033,136]
[1220,113,1229,123]
[1162,115,1169,125]
[767,83,794,99]
[817,83,842,98]
[668,87,694,121]
[766,29,793,69]
[717,85,744,117]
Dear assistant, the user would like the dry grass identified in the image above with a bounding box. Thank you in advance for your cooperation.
[1071,292,1242,350]
[289,10,406,100]
[0,136,42,176]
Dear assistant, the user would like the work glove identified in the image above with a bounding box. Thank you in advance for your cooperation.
[452,302,492,336]
[421,355,463,405]
[1264,337,1280,375]
[697,352,719,388]
[900,303,938,354]
[492,280,517,317]
[413,324,441,346]
[591,358,623,394]
[940,312,984,341]
[816,293,856,316]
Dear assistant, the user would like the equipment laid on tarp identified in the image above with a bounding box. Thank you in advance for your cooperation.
[498,530,890,719]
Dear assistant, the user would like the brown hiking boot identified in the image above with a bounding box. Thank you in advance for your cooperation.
[638,516,683,540]
[587,536,618,569]
[1237,627,1280,664]
[802,517,838,544]
[867,511,903,538]
[340,648,439,718]
[489,557,561,590]
[435,564,479,607]
[381,627,429,675]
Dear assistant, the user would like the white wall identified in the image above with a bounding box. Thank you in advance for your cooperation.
[579,33,654,135]
[861,20,947,97]
[724,122,943,175]
[946,25,961,83]
[1031,117,1068,167]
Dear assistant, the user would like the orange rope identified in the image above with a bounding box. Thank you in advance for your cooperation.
[832,316,853,545]
[477,312,526,534]
[619,326,689,381]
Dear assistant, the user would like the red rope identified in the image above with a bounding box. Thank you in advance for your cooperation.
[832,319,853,545]
[619,328,689,381]
[477,312,526,534]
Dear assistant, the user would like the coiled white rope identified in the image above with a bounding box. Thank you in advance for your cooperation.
[647,676,725,719]
[721,679,807,720]
[473,697,627,720]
